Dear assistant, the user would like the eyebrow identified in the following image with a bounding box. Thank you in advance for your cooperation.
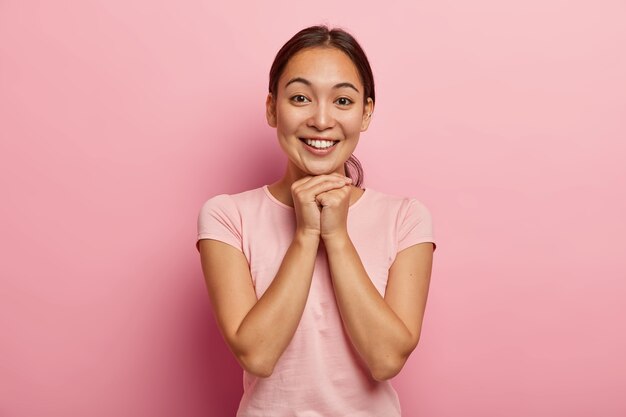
[284,77,360,93]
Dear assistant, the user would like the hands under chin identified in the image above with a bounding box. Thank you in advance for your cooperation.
[291,173,353,241]
[316,184,352,242]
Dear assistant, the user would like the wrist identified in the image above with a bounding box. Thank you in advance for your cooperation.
[321,230,351,247]
[294,228,321,247]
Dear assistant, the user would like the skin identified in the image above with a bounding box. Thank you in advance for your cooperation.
[199,46,434,381]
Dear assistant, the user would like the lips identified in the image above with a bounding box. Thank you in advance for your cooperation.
[298,137,339,150]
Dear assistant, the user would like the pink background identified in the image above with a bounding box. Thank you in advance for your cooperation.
[1,0,625,416]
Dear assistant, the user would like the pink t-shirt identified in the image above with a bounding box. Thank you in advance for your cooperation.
[197,185,436,417]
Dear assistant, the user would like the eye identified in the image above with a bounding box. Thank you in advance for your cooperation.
[290,94,310,104]
[335,97,353,106]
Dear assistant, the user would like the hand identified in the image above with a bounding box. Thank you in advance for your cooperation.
[291,174,352,238]
[316,180,352,241]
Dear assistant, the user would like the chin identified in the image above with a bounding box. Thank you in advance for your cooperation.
[302,166,343,177]
[290,157,347,178]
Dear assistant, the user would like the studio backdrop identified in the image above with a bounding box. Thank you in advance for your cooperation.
[1,0,625,416]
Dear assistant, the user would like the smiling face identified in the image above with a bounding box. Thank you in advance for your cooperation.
[266,47,374,180]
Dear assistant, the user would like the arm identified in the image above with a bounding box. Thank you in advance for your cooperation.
[198,175,352,377]
[316,187,434,381]
[324,236,434,381]
[199,231,319,377]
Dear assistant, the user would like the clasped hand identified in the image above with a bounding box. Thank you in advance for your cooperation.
[291,173,352,240]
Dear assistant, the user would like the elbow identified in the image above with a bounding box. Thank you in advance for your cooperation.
[369,340,419,381]
[370,356,406,381]
[226,333,279,378]
[237,352,276,378]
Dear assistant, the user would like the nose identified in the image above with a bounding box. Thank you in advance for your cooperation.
[307,103,335,130]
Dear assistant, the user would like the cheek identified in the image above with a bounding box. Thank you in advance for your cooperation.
[338,112,365,134]
[275,105,301,133]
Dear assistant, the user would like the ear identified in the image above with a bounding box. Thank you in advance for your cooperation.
[360,97,374,131]
[266,93,277,127]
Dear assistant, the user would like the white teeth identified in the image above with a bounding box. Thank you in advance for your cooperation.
[304,138,335,149]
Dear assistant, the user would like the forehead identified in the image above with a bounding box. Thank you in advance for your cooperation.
[279,47,363,90]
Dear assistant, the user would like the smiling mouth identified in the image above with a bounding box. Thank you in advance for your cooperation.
[299,137,339,150]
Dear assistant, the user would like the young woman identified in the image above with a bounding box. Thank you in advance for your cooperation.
[197,25,436,416]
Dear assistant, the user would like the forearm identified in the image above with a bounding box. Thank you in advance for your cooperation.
[233,231,319,376]
[324,233,416,381]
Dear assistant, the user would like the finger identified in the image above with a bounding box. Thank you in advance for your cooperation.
[302,173,351,186]
[293,178,348,197]
[315,187,351,205]
[321,173,352,182]
[291,176,314,190]
[299,174,351,191]
[291,174,352,204]
[301,180,351,199]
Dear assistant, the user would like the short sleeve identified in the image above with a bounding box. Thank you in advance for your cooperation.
[397,199,436,253]
[196,194,243,252]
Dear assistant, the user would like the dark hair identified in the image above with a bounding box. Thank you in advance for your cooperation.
[268,25,375,188]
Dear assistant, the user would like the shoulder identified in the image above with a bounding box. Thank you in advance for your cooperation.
[199,186,265,213]
[196,187,267,252]
[362,187,436,251]
[362,187,433,219]
[197,186,267,232]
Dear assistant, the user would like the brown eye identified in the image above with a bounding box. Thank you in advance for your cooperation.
[335,97,353,106]
[291,95,310,103]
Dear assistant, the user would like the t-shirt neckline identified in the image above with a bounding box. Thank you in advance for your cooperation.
[262,184,368,212]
